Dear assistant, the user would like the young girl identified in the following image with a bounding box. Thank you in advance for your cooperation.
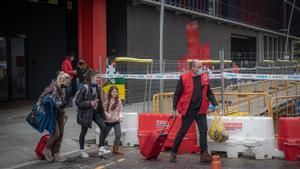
[76,71,110,158]
[103,86,123,155]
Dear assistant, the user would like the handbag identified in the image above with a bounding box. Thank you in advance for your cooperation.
[26,101,47,133]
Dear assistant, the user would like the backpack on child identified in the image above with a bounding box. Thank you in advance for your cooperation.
[72,84,89,113]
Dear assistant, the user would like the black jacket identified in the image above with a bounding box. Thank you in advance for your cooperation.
[76,84,105,128]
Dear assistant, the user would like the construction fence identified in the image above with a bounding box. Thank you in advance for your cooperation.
[97,52,300,135]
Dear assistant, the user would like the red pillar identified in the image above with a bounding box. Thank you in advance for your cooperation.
[78,0,106,73]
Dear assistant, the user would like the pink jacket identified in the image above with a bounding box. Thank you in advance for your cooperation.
[103,98,123,123]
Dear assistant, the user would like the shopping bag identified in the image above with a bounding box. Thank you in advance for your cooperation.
[208,112,229,143]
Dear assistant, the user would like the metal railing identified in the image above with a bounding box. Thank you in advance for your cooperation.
[152,92,271,117]
[270,95,300,136]
[214,92,271,116]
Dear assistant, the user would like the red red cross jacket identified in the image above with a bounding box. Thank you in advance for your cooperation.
[173,71,218,116]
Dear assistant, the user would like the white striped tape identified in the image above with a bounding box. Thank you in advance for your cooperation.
[97,73,221,80]
[223,72,300,81]
[96,73,300,81]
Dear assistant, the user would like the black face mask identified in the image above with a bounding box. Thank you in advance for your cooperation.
[61,84,67,88]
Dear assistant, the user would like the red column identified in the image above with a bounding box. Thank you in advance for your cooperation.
[78,0,106,73]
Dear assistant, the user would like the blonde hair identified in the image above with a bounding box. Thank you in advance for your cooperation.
[56,71,71,87]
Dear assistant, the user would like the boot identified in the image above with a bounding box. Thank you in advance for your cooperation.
[43,148,54,162]
[112,146,124,155]
[53,153,67,162]
[200,151,212,163]
[170,152,177,162]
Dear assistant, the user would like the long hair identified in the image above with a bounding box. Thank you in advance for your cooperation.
[56,71,70,87]
[83,70,93,83]
[106,86,119,112]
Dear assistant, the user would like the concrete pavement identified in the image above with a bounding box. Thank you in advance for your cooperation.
[1,99,300,169]
[16,147,300,169]
[0,100,97,169]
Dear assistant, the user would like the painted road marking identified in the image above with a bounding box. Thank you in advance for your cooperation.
[95,158,126,169]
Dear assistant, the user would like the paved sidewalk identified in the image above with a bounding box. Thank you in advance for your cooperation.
[16,147,300,169]
[0,101,97,169]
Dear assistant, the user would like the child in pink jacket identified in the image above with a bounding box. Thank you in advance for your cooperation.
[103,86,123,154]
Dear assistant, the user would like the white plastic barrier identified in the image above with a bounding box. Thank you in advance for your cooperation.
[207,116,275,159]
[96,112,139,146]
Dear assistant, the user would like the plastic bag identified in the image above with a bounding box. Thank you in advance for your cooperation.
[209,115,229,143]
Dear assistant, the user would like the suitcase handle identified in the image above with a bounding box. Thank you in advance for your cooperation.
[160,112,177,136]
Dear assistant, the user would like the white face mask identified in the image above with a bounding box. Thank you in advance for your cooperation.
[70,56,74,61]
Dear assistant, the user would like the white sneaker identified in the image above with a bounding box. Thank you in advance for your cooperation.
[80,150,89,158]
[98,146,111,156]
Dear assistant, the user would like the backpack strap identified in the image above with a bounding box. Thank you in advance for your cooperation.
[83,84,90,100]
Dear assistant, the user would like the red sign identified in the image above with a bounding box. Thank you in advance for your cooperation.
[186,21,199,56]
[223,123,243,129]
[177,21,211,71]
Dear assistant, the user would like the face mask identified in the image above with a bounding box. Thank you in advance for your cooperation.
[61,84,67,88]
[70,56,74,61]
[91,82,98,87]
[197,68,203,76]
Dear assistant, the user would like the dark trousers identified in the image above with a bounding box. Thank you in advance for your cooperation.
[171,110,208,154]
[79,112,107,150]
[46,113,65,153]
[103,122,122,146]
[64,83,72,104]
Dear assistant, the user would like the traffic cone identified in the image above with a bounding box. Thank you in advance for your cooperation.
[211,155,222,169]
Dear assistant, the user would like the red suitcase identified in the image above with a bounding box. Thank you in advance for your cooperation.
[140,114,177,160]
[35,115,68,160]
[35,134,50,160]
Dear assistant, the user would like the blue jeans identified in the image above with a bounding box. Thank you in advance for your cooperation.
[104,122,122,146]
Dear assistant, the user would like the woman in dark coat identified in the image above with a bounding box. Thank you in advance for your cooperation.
[39,71,71,162]
[76,71,110,158]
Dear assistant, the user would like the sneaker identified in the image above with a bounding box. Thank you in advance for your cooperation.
[80,150,89,158]
[98,146,111,156]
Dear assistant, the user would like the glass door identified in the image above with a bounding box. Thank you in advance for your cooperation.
[0,36,26,101]
[0,37,8,101]
[11,37,26,100]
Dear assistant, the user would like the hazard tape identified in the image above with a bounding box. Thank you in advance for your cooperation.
[223,72,300,81]
[95,73,300,81]
[97,73,221,80]
[212,67,257,73]
[256,66,297,69]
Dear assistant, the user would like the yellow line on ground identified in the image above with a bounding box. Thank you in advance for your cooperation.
[117,158,125,162]
[95,158,126,169]
[95,166,105,169]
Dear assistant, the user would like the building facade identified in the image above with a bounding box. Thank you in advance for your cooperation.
[0,0,299,101]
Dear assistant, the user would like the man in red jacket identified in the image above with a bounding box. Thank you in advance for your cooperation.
[230,62,240,90]
[170,59,219,163]
[61,52,77,104]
